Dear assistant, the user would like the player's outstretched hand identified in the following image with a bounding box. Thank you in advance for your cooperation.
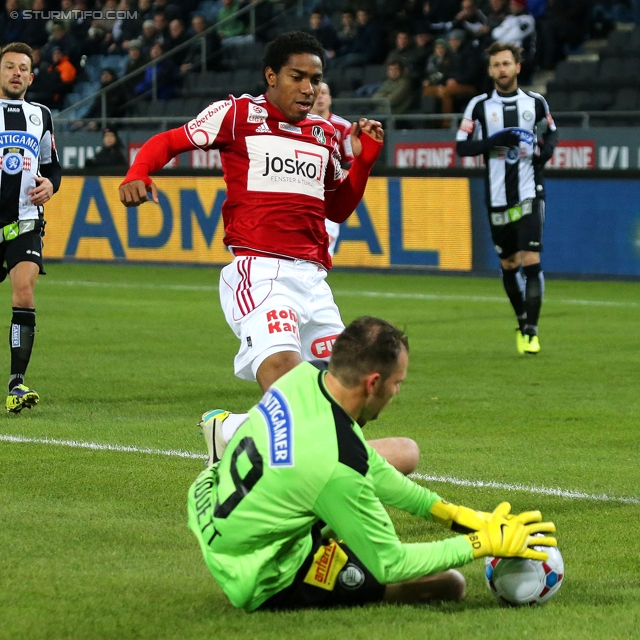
[350,118,384,157]
[465,502,557,561]
[119,179,159,207]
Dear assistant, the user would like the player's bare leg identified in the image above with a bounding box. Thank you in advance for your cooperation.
[256,350,303,392]
[383,569,466,604]
[368,437,419,475]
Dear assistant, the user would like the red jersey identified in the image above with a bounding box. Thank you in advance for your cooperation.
[185,94,346,268]
[328,112,355,167]
[122,93,382,270]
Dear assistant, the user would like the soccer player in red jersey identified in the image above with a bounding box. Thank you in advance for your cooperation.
[119,32,413,470]
[310,81,354,256]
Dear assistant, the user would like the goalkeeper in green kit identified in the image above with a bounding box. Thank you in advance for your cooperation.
[187,316,557,611]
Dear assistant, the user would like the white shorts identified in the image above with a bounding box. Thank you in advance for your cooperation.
[219,256,345,381]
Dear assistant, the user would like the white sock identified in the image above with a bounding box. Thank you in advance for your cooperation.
[222,412,249,443]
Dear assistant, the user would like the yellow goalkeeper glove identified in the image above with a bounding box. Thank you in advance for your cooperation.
[431,499,546,534]
[465,502,557,561]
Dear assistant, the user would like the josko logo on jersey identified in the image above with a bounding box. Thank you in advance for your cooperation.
[0,131,40,158]
[257,388,294,467]
[245,135,329,200]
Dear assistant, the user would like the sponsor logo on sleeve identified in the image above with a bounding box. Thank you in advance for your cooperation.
[338,564,366,590]
[303,541,349,591]
[257,387,294,467]
[187,100,233,148]
[29,113,41,125]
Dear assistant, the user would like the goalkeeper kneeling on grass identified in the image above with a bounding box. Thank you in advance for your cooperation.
[187,316,557,611]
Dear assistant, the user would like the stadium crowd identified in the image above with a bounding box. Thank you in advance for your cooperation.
[0,0,637,122]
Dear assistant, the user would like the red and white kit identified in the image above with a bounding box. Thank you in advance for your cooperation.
[325,112,355,255]
[123,93,382,380]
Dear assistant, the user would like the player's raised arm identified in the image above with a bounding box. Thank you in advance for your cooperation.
[119,126,195,207]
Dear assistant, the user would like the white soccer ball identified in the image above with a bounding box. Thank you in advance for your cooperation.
[484,544,564,606]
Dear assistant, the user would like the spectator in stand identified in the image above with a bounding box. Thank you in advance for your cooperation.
[180,15,223,73]
[385,30,415,68]
[239,0,275,43]
[135,42,178,100]
[307,11,341,60]
[123,41,148,94]
[152,0,182,22]
[84,68,130,130]
[86,129,129,167]
[407,27,434,78]
[69,0,92,43]
[108,0,144,54]
[165,19,190,66]
[422,37,453,90]
[337,10,357,49]
[22,0,50,48]
[0,0,25,46]
[332,8,385,69]
[138,0,156,23]
[50,47,77,104]
[423,29,483,127]
[492,0,536,81]
[477,0,510,46]
[538,0,590,70]
[372,58,414,114]
[93,0,119,39]
[153,12,171,45]
[217,0,246,43]
[453,0,489,40]
[25,48,62,109]
[140,20,160,57]
[42,22,81,67]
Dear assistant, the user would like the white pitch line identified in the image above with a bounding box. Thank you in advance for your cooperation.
[42,280,640,308]
[0,433,203,460]
[2,434,638,505]
[410,472,640,505]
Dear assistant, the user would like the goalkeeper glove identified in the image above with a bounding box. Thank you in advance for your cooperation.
[465,502,557,562]
[430,499,544,534]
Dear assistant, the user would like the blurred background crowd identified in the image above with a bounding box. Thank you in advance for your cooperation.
[0,0,638,127]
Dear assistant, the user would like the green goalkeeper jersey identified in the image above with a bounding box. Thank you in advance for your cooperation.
[187,362,473,611]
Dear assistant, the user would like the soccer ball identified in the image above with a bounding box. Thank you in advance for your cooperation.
[484,545,564,606]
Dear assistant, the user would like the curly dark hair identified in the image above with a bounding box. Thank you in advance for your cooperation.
[263,31,326,75]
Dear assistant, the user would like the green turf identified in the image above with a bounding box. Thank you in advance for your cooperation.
[1,263,639,640]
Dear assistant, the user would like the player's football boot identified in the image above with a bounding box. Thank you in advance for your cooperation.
[198,409,230,466]
[6,384,39,413]
[516,329,526,355]
[523,334,540,355]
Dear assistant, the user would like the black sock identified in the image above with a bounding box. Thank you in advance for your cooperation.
[523,263,544,335]
[501,267,526,332]
[9,308,36,391]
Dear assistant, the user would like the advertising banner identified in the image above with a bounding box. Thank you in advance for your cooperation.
[44,176,473,271]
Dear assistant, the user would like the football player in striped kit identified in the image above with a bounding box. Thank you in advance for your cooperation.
[0,43,61,412]
[456,41,558,355]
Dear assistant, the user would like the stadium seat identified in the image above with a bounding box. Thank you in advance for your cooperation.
[611,87,639,111]
[101,54,128,78]
[545,89,571,112]
[596,57,623,89]
[629,28,640,53]
[363,64,385,85]
[569,90,613,111]
[620,57,640,85]
[599,29,632,57]
[83,55,104,84]
[343,66,365,89]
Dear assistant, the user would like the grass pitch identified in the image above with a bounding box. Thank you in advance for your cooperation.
[1,263,639,640]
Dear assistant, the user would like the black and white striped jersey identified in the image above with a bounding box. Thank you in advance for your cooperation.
[0,98,61,226]
[456,88,558,211]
